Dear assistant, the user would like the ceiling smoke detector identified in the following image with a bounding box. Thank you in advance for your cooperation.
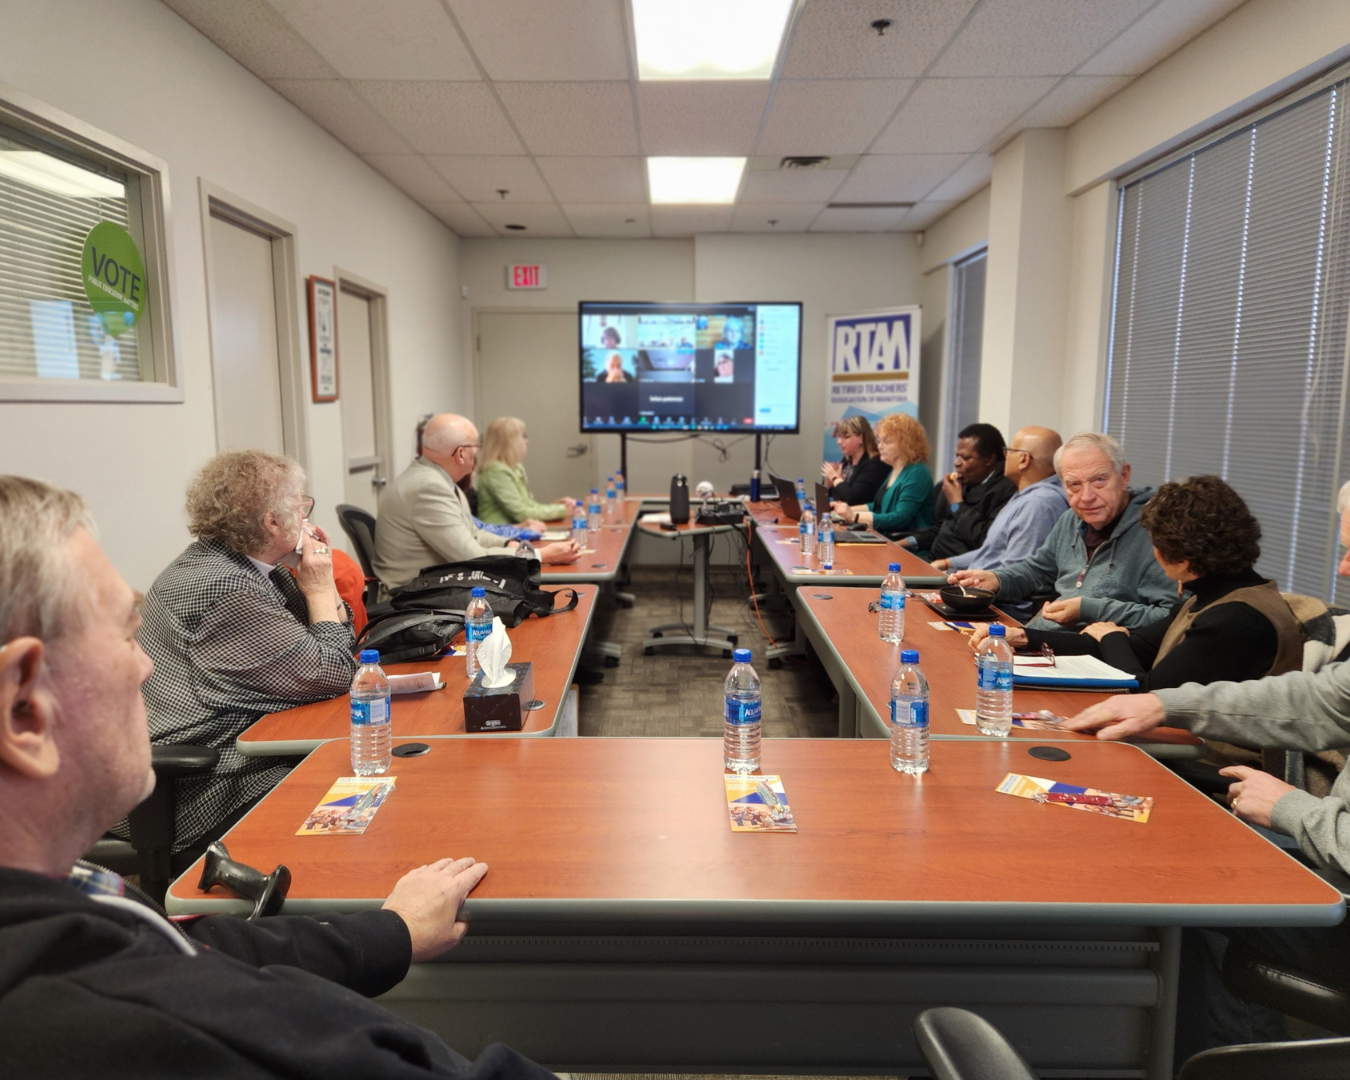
[779,156,830,170]
[871,18,893,36]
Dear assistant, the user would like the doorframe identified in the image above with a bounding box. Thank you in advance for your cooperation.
[198,178,308,470]
[334,267,394,495]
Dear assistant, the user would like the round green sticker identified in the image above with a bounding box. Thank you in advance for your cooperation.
[81,222,146,337]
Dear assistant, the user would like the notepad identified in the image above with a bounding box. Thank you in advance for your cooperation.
[388,671,444,694]
[1011,654,1138,690]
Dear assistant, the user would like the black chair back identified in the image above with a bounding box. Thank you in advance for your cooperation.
[336,504,378,579]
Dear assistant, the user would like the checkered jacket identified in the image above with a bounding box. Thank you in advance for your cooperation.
[135,538,357,848]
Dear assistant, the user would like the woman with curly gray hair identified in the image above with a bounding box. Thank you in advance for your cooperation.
[137,450,357,863]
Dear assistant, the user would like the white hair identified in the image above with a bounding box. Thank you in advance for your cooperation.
[0,476,95,645]
[1054,432,1127,476]
[1338,480,1350,514]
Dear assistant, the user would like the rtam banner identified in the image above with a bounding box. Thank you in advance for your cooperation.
[823,306,921,460]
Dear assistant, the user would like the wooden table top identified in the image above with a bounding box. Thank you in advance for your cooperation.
[794,587,1203,751]
[168,736,1341,927]
[541,501,637,584]
[747,501,941,584]
[236,587,596,754]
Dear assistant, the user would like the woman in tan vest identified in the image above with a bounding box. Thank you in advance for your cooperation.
[978,475,1303,691]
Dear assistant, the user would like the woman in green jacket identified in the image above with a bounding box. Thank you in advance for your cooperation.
[476,417,577,525]
[831,412,934,538]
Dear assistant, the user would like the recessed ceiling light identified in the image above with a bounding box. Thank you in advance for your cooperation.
[632,0,794,81]
[647,157,746,204]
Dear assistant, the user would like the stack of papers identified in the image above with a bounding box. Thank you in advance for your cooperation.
[1011,654,1138,690]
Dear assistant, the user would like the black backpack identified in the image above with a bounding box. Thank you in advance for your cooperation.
[356,608,464,664]
[390,554,578,629]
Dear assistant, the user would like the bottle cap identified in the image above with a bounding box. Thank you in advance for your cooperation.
[733,648,752,663]
[989,623,1006,637]
[471,586,486,598]
[591,488,599,494]
[359,649,380,664]
[888,562,900,572]
[900,649,919,664]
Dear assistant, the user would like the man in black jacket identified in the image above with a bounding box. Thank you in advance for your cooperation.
[901,423,1016,560]
[0,475,555,1080]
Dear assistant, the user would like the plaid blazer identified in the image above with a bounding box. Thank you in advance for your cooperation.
[136,538,357,847]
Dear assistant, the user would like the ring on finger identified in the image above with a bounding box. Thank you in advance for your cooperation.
[315,544,330,555]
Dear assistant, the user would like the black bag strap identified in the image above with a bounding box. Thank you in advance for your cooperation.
[529,587,579,618]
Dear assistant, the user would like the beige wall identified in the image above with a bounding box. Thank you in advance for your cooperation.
[0,0,466,589]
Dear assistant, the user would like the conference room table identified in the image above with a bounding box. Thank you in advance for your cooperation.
[168,735,1343,1078]
[792,585,1206,759]
[235,587,596,756]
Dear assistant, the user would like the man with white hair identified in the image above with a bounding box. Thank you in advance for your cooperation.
[374,413,578,591]
[949,431,1177,630]
[0,475,552,1079]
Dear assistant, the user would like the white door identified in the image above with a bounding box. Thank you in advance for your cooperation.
[476,311,594,502]
[206,213,285,454]
[337,287,385,514]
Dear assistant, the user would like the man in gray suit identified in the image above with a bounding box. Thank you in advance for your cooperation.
[374,414,579,590]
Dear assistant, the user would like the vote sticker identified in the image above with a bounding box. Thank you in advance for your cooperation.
[81,222,146,337]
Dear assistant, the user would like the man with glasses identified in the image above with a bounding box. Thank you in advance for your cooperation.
[375,413,578,591]
[948,431,1176,630]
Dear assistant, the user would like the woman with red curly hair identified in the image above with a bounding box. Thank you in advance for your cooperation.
[831,412,934,539]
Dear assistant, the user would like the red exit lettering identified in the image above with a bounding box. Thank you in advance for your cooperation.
[507,263,546,289]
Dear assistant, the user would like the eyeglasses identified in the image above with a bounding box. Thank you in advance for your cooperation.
[454,443,480,455]
[1003,446,1032,457]
[299,495,316,517]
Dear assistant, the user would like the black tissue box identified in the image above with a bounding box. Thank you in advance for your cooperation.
[463,662,535,733]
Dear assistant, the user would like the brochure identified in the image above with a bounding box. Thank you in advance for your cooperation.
[388,671,444,694]
[297,777,396,835]
[724,774,797,832]
[996,772,1152,823]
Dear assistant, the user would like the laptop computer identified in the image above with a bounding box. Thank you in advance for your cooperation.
[771,475,802,521]
[817,480,887,543]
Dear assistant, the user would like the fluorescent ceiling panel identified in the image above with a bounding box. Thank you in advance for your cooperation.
[0,152,123,199]
[633,0,793,80]
[647,157,746,204]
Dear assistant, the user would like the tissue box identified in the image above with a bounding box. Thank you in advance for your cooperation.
[463,662,535,733]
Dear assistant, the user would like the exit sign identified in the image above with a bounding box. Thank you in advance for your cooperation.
[507,263,547,290]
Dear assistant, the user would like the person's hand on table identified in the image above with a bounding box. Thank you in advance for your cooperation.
[521,518,548,533]
[941,472,962,505]
[968,623,1028,652]
[931,558,950,571]
[1221,766,1297,829]
[540,540,580,564]
[1039,596,1082,626]
[382,857,489,963]
[1081,621,1127,641]
[1063,693,1166,739]
[947,569,999,592]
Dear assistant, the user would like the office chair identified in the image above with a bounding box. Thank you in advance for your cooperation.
[85,744,220,904]
[913,1005,1350,1079]
[335,503,382,607]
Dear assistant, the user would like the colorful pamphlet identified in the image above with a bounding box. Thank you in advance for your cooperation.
[956,708,1066,730]
[996,772,1152,823]
[724,774,797,832]
[297,777,396,835]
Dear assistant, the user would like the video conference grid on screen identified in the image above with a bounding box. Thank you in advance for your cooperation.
[579,301,802,433]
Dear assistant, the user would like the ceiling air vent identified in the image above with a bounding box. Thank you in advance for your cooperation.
[827,202,914,210]
[780,156,830,170]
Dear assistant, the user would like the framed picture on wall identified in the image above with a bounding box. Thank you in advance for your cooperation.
[307,275,338,402]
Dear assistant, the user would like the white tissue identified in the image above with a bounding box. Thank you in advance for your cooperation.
[478,616,515,688]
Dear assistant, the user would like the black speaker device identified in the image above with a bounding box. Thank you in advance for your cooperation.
[670,473,690,524]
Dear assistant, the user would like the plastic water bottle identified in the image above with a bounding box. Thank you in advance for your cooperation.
[572,503,588,547]
[795,477,807,504]
[464,587,492,681]
[614,472,626,500]
[723,648,762,774]
[889,649,929,775]
[976,623,1015,736]
[514,539,535,560]
[588,488,602,534]
[605,476,617,516]
[879,563,906,642]
[350,649,392,776]
[799,502,816,557]
[818,511,834,571]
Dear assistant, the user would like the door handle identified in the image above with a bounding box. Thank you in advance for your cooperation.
[372,476,388,488]
[566,443,589,458]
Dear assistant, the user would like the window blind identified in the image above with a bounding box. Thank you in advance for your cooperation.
[1105,79,1350,603]
[0,128,144,381]
[947,249,987,446]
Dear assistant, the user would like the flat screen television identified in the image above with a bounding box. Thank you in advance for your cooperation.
[579,301,802,433]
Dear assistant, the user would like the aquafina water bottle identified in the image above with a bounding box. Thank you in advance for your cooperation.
[795,477,806,505]
[799,503,816,557]
[818,511,834,571]
[605,476,617,516]
[464,587,492,681]
[723,648,762,774]
[350,649,391,776]
[614,471,626,498]
[889,649,929,774]
[879,563,906,642]
[976,623,1014,736]
[572,502,588,547]
[588,488,602,534]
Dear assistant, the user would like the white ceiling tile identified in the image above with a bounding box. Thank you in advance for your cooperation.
[637,82,770,156]
[902,200,959,230]
[831,153,969,203]
[809,205,909,232]
[933,0,1155,77]
[650,206,735,237]
[159,0,335,78]
[427,156,553,202]
[446,0,630,81]
[268,0,478,80]
[495,83,639,156]
[536,157,646,203]
[426,201,498,237]
[1080,0,1247,76]
[740,167,849,204]
[1010,75,1133,130]
[267,79,411,153]
[781,0,978,79]
[923,154,992,202]
[871,78,1057,153]
[472,202,576,237]
[362,154,464,201]
[562,204,653,238]
[757,80,912,157]
[355,81,523,153]
[730,203,824,232]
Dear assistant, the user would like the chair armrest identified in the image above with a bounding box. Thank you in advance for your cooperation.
[1178,1036,1350,1079]
[913,1008,1039,1080]
[1223,941,1350,1035]
[150,745,219,781]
